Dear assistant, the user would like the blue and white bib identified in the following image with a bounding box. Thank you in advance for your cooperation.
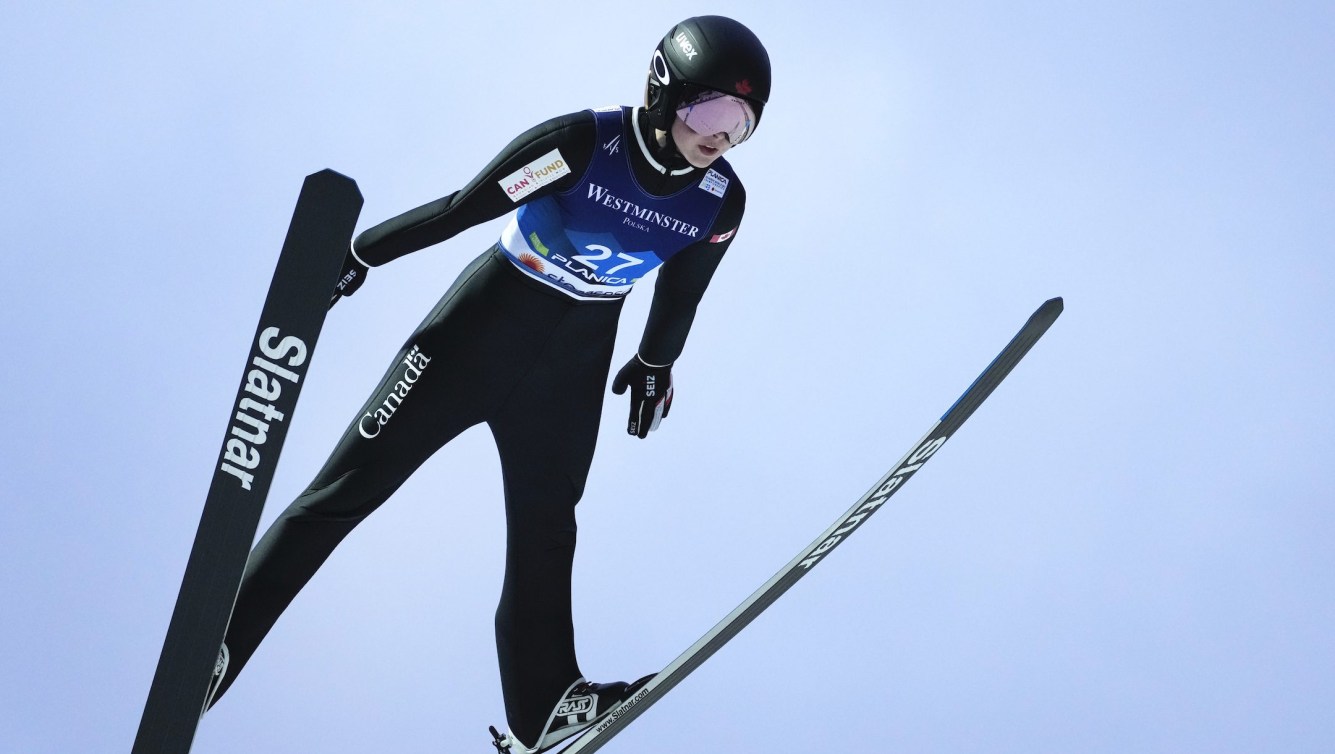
[498,107,734,300]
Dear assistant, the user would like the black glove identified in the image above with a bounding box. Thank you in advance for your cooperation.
[328,244,368,309]
[611,355,674,439]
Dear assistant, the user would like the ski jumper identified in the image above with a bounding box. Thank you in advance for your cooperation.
[213,106,747,745]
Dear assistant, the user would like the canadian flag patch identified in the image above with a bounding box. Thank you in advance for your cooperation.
[709,228,736,244]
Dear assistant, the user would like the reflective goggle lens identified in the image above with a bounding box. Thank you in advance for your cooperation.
[676,92,756,146]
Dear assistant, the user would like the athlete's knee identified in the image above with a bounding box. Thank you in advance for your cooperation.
[289,466,404,522]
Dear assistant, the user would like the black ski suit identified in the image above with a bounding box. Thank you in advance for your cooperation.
[212,106,747,743]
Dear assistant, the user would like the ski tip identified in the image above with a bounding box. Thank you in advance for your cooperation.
[304,168,361,191]
[1035,296,1064,320]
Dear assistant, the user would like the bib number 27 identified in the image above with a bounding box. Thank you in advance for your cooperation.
[572,244,644,276]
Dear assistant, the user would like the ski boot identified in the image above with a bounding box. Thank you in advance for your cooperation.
[490,674,654,754]
[200,643,229,717]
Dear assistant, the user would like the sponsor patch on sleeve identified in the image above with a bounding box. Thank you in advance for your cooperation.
[699,168,729,198]
[499,149,572,203]
[709,227,736,244]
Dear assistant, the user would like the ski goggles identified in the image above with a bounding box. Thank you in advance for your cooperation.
[676,91,757,146]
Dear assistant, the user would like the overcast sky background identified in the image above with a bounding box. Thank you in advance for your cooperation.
[3,1,1332,752]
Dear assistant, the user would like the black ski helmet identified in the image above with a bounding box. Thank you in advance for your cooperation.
[644,16,771,139]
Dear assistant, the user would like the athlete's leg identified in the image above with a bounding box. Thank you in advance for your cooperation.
[489,306,620,744]
[213,430,443,702]
[213,250,507,704]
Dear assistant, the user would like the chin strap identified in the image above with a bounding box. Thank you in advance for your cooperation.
[631,107,695,176]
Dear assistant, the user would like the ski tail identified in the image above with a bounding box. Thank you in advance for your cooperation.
[557,296,1063,754]
[133,170,362,754]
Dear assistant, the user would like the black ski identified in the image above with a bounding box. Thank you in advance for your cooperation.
[133,170,362,754]
[554,297,1064,754]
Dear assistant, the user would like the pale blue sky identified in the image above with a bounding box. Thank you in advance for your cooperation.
[2,2,1332,752]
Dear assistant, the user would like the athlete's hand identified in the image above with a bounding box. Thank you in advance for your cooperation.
[329,244,368,309]
[611,355,674,439]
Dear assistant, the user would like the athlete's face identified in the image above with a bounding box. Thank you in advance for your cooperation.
[670,117,733,168]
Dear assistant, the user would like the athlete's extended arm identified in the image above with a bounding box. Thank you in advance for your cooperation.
[329,112,597,306]
[611,181,746,437]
